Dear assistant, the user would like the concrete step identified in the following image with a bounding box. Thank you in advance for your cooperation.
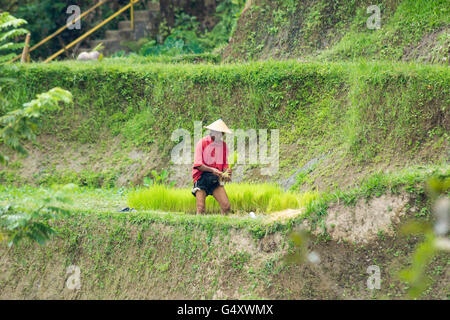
[83,2,161,56]
[119,20,132,30]
[105,30,121,41]
[134,10,150,21]
[90,39,129,55]
[119,19,149,30]
[147,1,160,12]
[106,28,141,41]
[118,28,135,41]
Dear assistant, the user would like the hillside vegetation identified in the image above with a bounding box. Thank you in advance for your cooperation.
[0,1,448,300]
[0,173,448,299]
[224,0,449,64]
[1,59,448,189]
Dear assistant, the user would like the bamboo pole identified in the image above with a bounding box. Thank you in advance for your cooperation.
[57,36,70,58]
[130,0,134,30]
[20,33,31,63]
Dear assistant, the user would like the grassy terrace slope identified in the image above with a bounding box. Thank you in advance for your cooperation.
[2,212,446,299]
[225,0,449,63]
[0,58,448,300]
[1,0,448,300]
[0,167,448,299]
[1,59,448,189]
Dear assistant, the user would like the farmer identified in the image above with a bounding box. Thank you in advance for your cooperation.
[192,119,232,215]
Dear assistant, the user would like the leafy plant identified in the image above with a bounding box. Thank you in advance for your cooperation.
[0,12,28,116]
[0,86,73,246]
[139,0,246,57]
[398,176,450,298]
[230,251,251,271]
[143,169,175,188]
[0,184,74,246]
[0,87,73,164]
[0,13,74,247]
[205,0,246,46]
[0,12,28,64]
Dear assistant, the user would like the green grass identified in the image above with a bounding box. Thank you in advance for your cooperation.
[2,59,447,183]
[109,53,222,64]
[228,0,449,64]
[0,184,127,213]
[302,164,450,229]
[0,164,446,243]
[127,183,319,214]
[319,0,449,62]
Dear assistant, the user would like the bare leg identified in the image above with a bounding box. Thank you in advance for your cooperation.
[195,189,207,214]
[212,186,231,215]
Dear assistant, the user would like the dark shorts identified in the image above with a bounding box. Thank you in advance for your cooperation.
[192,172,220,197]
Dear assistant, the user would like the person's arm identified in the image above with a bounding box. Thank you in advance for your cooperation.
[195,164,223,177]
[193,139,222,177]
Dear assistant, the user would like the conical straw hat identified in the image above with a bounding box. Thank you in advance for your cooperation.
[205,119,232,134]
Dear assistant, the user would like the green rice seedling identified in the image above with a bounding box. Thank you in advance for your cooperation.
[297,191,320,208]
[127,183,311,214]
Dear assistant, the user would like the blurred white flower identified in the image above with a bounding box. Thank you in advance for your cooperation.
[433,197,449,236]
[434,238,450,251]
[307,251,320,264]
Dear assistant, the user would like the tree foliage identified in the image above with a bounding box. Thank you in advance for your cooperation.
[0,85,73,246]
[0,12,74,247]
[128,0,247,56]
[0,12,28,64]
[398,176,450,298]
[0,185,74,247]
[0,87,73,164]
[0,12,28,118]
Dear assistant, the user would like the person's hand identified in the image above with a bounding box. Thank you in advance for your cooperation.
[222,168,232,182]
[211,168,222,177]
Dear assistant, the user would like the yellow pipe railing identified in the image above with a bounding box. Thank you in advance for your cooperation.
[131,0,135,30]
[11,0,141,64]
[9,0,110,63]
[44,0,140,63]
